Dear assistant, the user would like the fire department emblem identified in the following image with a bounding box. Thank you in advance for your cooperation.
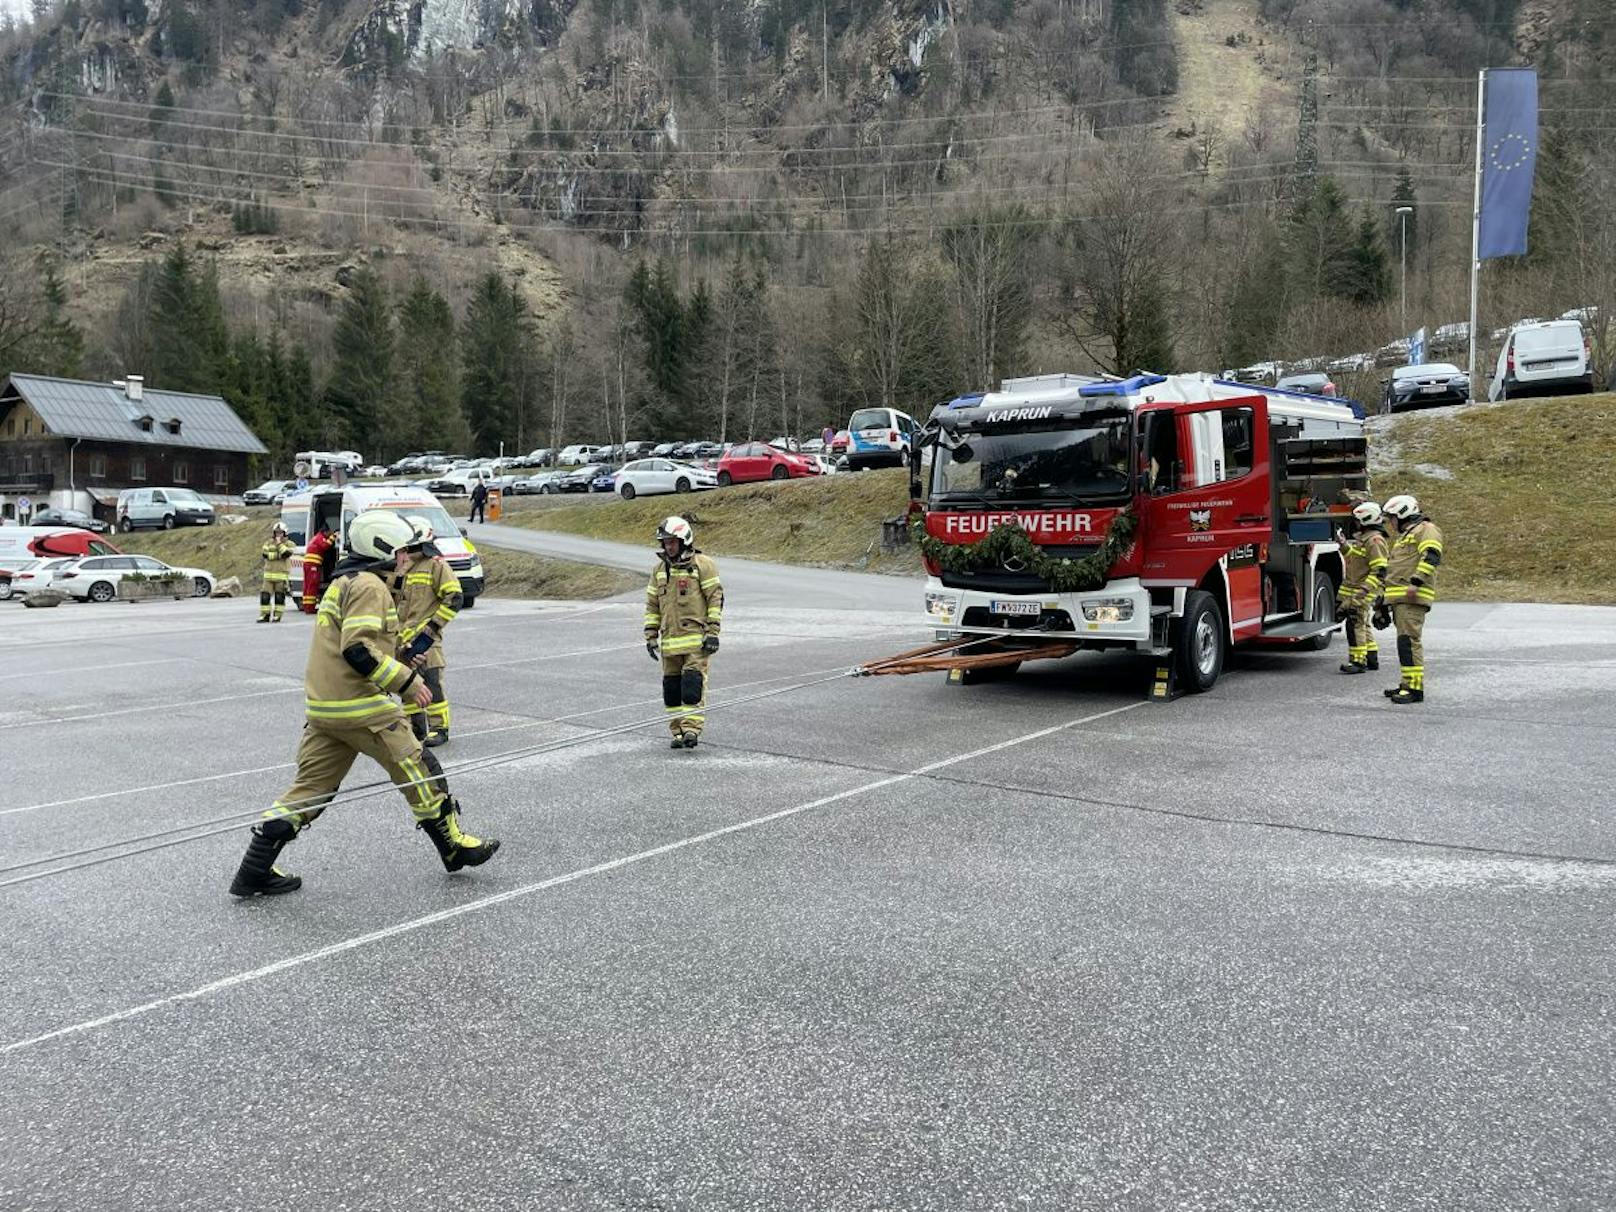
[1189,509,1212,531]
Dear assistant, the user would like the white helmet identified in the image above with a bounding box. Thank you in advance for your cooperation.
[1351,501,1383,527]
[1382,494,1421,522]
[657,516,694,551]
[347,510,416,562]
[405,514,435,545]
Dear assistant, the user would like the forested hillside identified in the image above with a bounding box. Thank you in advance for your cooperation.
[0,0,1611,465]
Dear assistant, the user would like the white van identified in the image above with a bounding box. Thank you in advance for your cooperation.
[556,444,602,466]
[1490,319,1594,401]
[845,406,917,470]
[280,485,486,606]
[117,487,216,532]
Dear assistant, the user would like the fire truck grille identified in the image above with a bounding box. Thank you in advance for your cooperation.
[939,544,1099,595]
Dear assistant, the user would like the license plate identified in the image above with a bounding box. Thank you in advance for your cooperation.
[1420,384,1445,393]
[990,600,1041,616]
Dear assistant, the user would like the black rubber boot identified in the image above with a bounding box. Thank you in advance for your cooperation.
[418,799,500,872]
[1365,652,1380,671]
[681,731,699,749]
[1389,687,1425,705]
[1339,662,1366,674]
[229,818,302,897]
[669,736,685,749]
[1384,685,1404,698]
[424,730,448,749]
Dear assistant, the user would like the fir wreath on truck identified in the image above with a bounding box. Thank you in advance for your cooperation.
[910,508,1138,594]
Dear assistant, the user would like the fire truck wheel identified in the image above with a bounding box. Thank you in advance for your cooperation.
[1306,573,1337,651]
[1172,589,1225,693]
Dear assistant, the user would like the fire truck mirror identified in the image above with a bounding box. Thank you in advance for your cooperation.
[950,442,974,463]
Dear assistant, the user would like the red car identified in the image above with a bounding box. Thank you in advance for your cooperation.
[715,442,822,486]
[830,429,850,453]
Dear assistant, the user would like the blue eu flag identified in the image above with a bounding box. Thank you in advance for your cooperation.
[1477,68,1538,260]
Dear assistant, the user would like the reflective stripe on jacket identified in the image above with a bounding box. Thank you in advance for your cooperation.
[393,553,462,671]
[645,552,723,648]
[305,571,409,723]
[1385,519,1444,604]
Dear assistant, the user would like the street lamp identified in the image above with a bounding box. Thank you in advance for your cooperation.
[1395,206,1414,338]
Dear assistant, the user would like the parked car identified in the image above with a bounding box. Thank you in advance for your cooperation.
[558,463,608,492]
[1430,321,1470,355]
[614,459,718,500]
[513,471,567,495]
[623,441,658,457]
[1274,372,1338,397]
[651,442,682,457]
[807,454,840,476]
[29,507,109,533]
[845,406,918,470]
[829,429,850,454]
[1383,363,1471,413]
[589,467,619,493]
[1,557,76,599]
[716,442,822,486]
[244,479,299,506]
[801,437,826,454]
[55,553,216,602]
[1373,339,1412,368]
[556,444,603,466]
[426,466,501,497]
[1489,319,1594,401]
[117,487,215,532]
[1326,353,1375,374]
[523,448,555,467]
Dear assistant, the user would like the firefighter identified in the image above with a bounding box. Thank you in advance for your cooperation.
[644,516,723,749]
[229,510,499,897]
[1336,500,1388,674]
[257,522,297,623]
[1380,493,1444,705]
[301,520,335,614]
[393,515,461,748]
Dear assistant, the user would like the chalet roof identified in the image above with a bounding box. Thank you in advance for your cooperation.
[0,373,268,456]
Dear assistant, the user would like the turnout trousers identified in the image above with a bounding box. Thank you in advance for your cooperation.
[1392,602,1429,692]
[265,712,448,828]
[1344,599,1379,666]
[259,573,290,621]
[404,667,450,740]
[660,650,710,738]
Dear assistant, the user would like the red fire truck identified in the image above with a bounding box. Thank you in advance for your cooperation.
[912,373,1368,694]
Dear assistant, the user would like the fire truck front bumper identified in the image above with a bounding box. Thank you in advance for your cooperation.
[923,577,1154,647]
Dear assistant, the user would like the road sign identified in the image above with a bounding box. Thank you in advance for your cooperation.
[295,478,309,493]
[17,496,31,514]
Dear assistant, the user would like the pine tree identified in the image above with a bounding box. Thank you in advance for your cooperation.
[325,267,394,451]
[147,242,228,393]
[1288,177,1357,303]
[395,275,468,455]
[1343,209,1390,307]
[460,273,531,455]
[35,253,83,378]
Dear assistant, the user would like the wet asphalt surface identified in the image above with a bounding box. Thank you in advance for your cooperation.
[1,568,1613,1211]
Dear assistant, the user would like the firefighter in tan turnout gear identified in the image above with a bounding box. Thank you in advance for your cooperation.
[1380,493,1445,705]
[644,517,723,749]
[257,522,296,623]
[393,515,460,748]
[229,510,499,897]
[1336,500,1388,675]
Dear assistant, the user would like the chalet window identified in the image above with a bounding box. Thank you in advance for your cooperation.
[23,417,31,435]
[22,453,32,474]
[174,461,189,484]
[131,457,147,481]
[91,454,106,478]
[214,465,230,489]
[137,416,154,432]
[4,417,13,436]
[165,419,183,435]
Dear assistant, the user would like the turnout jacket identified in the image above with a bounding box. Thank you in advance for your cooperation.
[1385,518,1444,604]
[393,551,462,671]
[1339,527,1389,605]
[306,560,417,725]
[644,552,723,655]
[260,538,296,583]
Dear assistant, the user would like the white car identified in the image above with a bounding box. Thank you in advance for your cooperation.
[556,444,602,465]
[54,554,216,603]
[1,557,75,599]
[613,459,717,500]
[1490,318,1594,401]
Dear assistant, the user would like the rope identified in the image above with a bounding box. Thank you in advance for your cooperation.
[0,635,1005,890]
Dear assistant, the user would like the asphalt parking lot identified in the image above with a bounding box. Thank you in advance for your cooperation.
[1,575,1613,1211]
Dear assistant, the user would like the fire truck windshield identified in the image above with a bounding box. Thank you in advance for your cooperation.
[930,413,1133,504]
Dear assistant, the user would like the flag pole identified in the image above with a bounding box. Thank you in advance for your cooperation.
[1467,69,1487,401]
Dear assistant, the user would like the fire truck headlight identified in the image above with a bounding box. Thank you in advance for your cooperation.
[925,591,959,623]
[1081,597,1135,623]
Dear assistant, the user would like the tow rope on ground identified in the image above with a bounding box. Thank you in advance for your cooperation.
[0,635,1005,891]
[852,635,1080,677]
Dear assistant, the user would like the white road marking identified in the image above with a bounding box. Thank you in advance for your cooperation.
[0,702,1145,1055]
[0,658,187,682]
[0,662,860,816]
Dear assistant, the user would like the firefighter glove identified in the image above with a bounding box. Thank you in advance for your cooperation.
[1372,602,1391,630]
[701,635,720,654]
[646,640,660,661]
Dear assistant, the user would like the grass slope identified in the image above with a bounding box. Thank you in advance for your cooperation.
[503,471,922,573]
[1376,393,1616,604]
[117,515,639,601]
